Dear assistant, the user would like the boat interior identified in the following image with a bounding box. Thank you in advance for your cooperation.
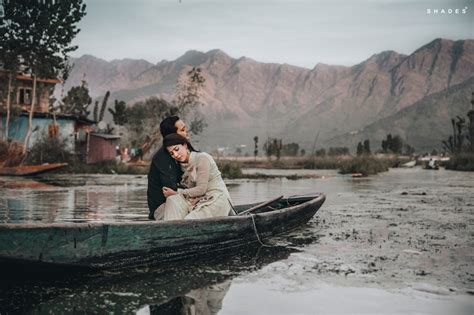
[233,193,321,215]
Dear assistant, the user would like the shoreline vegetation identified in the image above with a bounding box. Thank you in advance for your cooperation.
[217,155,407,178]
[2,135,473,177]
[49,155,413,179]
[22,153,474,178]
[2,139,473,178]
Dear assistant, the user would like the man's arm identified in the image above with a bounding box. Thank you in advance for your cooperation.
[147,159,166,219]
[147,148,182,219]
[158,150,181,191]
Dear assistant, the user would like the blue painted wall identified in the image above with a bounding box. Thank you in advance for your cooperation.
[0,115,76,151]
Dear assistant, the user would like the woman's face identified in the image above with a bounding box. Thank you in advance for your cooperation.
[167,143,189,162]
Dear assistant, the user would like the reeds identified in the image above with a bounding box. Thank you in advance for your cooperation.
[338,157,391,176]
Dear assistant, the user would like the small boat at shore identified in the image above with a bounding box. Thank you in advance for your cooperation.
[0,194,325,271]
[401,160,416,168]
[0,163,68,176]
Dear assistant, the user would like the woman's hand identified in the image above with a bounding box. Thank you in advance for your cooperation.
[162,187,177,197]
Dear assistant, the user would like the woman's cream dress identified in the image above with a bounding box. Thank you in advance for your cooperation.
[163,152,232,220]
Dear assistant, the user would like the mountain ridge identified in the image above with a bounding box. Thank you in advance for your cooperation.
[60,38,474,151]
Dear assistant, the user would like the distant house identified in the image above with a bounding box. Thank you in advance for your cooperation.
[1,111,95,158]
[0,71,120,164]
[0,69,58,113]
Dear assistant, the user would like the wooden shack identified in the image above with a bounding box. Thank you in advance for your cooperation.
[87,133,121,164]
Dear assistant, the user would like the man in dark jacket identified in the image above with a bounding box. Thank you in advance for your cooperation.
[147,116,190,220]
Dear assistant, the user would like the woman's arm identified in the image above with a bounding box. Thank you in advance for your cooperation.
[179,155,211,197]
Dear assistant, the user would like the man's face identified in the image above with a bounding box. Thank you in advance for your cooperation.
[175,120,190,140]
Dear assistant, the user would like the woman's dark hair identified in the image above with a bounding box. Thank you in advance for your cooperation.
[160,116,180,137]
[163,133,197,152]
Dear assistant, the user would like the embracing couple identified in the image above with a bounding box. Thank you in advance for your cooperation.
[147,116,233,221]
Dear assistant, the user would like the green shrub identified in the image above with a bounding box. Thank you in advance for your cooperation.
[445,153,474,171]
[296,157,341,169]
[25,136,72,165]
[339,157,390,176]
[114,163,148,175]
[217,161,243,179]
[64,161,148,175]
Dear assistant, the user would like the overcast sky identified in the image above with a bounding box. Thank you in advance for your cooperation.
[72,0,473,68]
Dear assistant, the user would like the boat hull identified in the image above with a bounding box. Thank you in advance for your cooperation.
[0,194,325,270]
[0,163,68,176]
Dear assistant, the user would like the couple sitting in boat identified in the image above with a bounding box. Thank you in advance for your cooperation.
[147,116,233,221]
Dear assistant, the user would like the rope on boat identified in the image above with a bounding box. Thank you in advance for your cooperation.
[250,214,266,246]
[227,198,238,216]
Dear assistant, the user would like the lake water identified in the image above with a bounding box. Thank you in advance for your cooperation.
[0,167,473,314]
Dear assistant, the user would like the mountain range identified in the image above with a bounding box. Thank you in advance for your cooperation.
[61,38,474,153]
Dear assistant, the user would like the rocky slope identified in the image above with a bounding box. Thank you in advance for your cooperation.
[327,77,474,152]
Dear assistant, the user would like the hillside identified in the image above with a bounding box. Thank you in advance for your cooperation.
[61,38,474,152]
[327,77,474,153]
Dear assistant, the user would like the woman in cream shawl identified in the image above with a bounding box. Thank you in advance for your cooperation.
[161,133,233,220]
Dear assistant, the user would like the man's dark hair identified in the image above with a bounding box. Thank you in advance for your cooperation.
[160,116,180,137]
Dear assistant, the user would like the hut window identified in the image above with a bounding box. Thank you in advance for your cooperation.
[48,124,59,137]
[18,88,32,105]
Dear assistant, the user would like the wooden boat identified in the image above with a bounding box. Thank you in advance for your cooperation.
[401,160,416,168]
[0,193,325,271]
[0,163,68,176]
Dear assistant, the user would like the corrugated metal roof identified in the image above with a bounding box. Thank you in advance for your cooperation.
[91,133,121,139]
[15,111,97,125]
[0,69,60,84]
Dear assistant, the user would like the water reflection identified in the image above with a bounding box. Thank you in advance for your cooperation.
[148,280,231,315]
[0,245,295,314]
[0,175,149,223]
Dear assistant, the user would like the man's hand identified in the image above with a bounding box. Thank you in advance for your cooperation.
[148,210,156,221]
[162,187,177,197]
